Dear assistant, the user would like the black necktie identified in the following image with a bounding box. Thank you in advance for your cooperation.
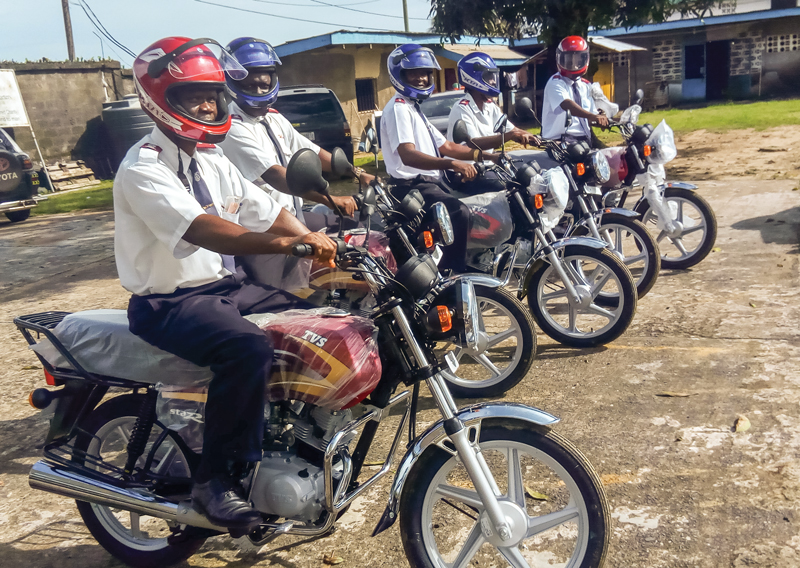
[186,158,237,274]
[413,101,442,158]
[262,119,304,223]
[571,82,592,139]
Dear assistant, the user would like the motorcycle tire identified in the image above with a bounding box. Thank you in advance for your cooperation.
[526,245,637,348]
[74,395,206,568]
[399,420,610,568]
[438,285,536,399]
[5,209,31,223]
[571,216,660,302]
[634,187,717,270]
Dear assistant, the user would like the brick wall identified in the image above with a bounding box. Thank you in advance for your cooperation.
[0,60,133,170]
[652,39,682,81]
[730,31,765,76]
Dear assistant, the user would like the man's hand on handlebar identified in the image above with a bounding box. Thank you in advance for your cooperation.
[593,113,610,129]
[512,130,542,148]
[330,195,357,217]
[289,232,338,267]
[451,160,477,181]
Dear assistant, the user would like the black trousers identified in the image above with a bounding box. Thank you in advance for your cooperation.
[390,176,470,272]
[127,274,313,480]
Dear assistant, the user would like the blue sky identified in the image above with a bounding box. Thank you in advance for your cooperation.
[3,0,434,65]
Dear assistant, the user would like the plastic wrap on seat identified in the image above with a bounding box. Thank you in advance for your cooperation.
[246,308,382,410]
[461,191,513,249]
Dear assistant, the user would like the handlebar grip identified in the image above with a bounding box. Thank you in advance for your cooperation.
[291,243,314,257]
[475,162,486,175]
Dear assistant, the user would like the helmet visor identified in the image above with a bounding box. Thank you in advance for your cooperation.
[236,67,277,96]
[228,39,282,68]
[481,69,499,87]
[392,46,441,71]
[149,38,249,81]
[558,50,590,72]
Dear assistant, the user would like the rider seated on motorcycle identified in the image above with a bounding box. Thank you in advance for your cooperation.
[116,37,337,529]
[541,36,609,147]
[381,43,500,272]
[445,52,541,195]
[218,37,373,288]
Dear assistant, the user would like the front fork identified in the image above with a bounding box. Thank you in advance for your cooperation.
[391,305,515,542]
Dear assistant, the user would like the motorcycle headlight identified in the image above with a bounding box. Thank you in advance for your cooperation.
[431,202,454,246]
[592,151,611,184]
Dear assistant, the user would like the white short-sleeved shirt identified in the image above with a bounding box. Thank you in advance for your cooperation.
[541,74,596,141]
[218,101,321,216]
[446,92,514,142]
[381,92,447,181]
[114,127,282,296]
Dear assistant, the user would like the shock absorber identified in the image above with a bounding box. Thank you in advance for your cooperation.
[123,389,158,478]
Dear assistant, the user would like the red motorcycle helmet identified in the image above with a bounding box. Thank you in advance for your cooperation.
[556,36,590,79]
[133,37,247,143]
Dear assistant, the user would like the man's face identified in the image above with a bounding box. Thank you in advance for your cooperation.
[175,87,219,122]
[404,68,432,90]
[236,67,275,96]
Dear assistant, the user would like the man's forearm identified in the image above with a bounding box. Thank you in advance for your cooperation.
[398,145,455,171]
[560,99,597,121]
[182,211,308,255]
[470,134,505,151]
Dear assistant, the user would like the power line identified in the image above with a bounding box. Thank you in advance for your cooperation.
[71,1,136,58]
[193,0,397,31]
[251,0,383,6]
[307,0,428,21]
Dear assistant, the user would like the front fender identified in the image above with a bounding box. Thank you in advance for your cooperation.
[516,236,608,300]
[666,182,698,190]
[572,208,639,233]
[440,273,502,290]
[371,402,558,536]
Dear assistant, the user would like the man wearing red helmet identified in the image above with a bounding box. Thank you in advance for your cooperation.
[541,36,609,143]
[115,37,337,529]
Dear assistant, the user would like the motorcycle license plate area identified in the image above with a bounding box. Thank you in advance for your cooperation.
[584,185,602,196]
[431,245,443,265]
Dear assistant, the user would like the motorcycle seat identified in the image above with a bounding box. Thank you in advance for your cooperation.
[31,309,215,386]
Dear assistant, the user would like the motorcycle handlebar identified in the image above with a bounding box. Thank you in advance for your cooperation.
[291,238,349,258]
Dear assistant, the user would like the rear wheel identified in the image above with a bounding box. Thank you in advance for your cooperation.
[74,395,205,568]
[526,245,637,347]
[436,285,536,398]
[5,209,31,222]
[635,187,717,269]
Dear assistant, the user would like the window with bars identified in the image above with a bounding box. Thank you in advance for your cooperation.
[355,78,377,112]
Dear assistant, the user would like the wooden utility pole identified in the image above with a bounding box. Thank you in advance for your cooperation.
[61,0,75,61]
[402,0,409,32]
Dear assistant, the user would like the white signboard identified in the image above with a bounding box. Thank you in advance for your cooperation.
[0,69,30,128]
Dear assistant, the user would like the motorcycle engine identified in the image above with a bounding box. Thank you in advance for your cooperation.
[249,405,353,523]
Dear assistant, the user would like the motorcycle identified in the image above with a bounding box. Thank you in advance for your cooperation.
[599,91,718,269]
[448,117,639,348]
[290,148,537,400]
[15,148,610,568]
[508,99,661,300]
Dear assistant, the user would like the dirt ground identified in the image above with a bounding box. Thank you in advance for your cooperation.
[0,127,798,568]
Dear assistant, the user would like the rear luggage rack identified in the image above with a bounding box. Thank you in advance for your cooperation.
[14,311,150,389]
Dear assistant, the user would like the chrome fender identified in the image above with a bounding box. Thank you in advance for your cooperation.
[371,402,559,536]
[440,272,503,290]
[572,207,640,233]
[666,182,698,190]
[517,236,608,300]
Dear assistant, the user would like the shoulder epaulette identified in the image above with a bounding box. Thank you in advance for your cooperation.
[459,99,470,106]
[395,97,406,103]
[268,108,280,114]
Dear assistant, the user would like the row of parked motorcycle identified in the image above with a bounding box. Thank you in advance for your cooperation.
[12,91,716,567]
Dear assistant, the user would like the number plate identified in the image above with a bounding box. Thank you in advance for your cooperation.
[301,131,316,141]
[432,245,443,265]
[584,185,602,196]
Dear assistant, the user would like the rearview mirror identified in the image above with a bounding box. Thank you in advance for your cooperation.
[633,89,644,106]
[366,127,377,146]
[515,97,535,120]
[286,148,328,197]
[565,110,573,129]
[330,147,352,177]
[452,120,471,145]
[493,114,508,134]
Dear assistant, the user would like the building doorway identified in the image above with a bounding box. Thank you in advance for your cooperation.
[706,40,730,100]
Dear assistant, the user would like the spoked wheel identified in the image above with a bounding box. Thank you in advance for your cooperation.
[634,187,717,269]
[572,216,660,302]
[436,285,536,398]
[526,245,637,347]
[74,395,205,568]
[399,420,610,568]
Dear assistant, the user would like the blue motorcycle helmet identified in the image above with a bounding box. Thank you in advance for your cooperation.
[388,43,441,101]
[225,37,282,109]
[457,52,500,98]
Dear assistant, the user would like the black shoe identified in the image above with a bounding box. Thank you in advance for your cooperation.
[191,477,262,529]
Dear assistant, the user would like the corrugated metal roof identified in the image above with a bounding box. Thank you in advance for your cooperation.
[275,30,512,58]
[594,7,800,37]
[589,36,647,52]
[433,44,533,66]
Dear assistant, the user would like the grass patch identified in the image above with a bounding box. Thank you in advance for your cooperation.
[32,180,114,216]
[528,98,800,144]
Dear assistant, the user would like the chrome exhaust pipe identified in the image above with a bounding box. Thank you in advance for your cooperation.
[29,460,226,532]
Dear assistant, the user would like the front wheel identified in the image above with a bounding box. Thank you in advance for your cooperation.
[571,216,661,302]
[399,420,610,568]
[74,395,205,568]
[526,245,637,347]
[634,187,717,269]
[5,209,31,222]
[436,285,536,399]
